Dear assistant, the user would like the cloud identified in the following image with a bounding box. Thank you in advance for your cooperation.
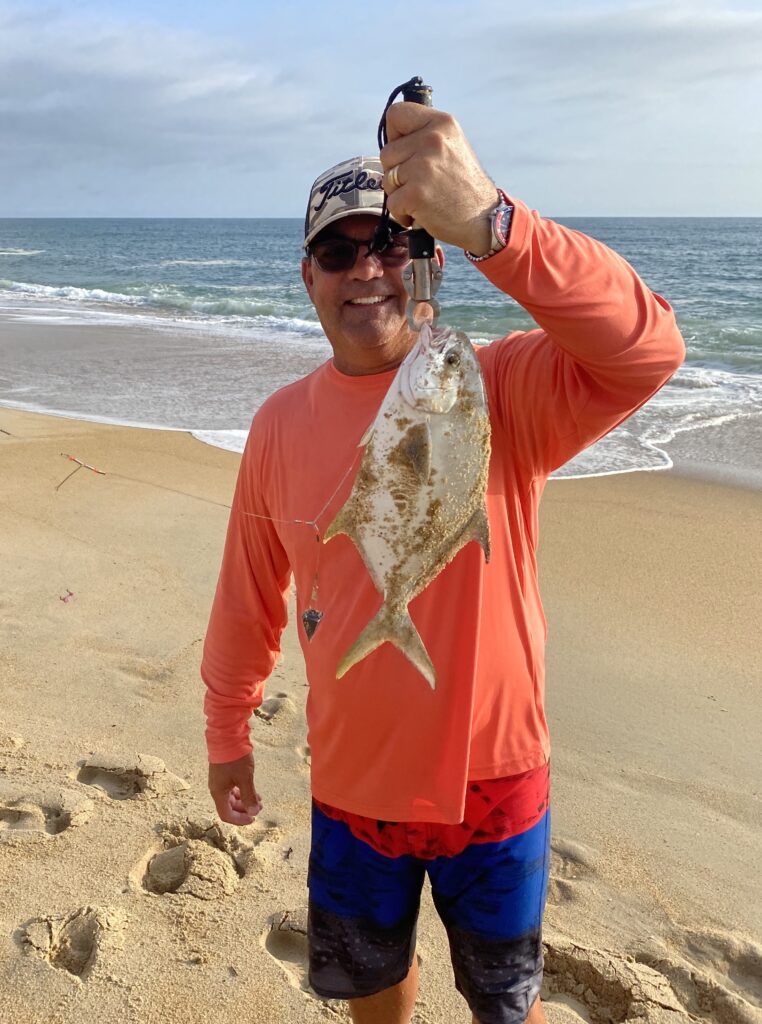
[0,3,321,174]
[0,0,759,214]
[481,1,762,102]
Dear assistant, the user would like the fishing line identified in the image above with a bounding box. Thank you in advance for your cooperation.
[52,417,375,642]
[238,424,372,640]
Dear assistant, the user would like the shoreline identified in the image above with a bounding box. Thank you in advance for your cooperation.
[2,407,761,1024]
[2,398,760,492]
[2,311,761,484]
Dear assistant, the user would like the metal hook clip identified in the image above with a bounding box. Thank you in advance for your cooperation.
[403,259,443,330]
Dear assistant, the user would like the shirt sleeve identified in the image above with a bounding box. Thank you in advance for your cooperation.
[200,418,292,763]
[475,198,686,477]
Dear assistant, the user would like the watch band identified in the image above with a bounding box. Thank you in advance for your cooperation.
[465,189,514,263]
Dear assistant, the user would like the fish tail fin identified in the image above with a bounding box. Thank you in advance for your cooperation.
[337,606,436,689]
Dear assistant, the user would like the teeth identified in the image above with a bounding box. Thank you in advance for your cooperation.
[349,296,387,305]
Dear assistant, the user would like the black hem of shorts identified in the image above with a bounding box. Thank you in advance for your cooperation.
[308,960,412,1002]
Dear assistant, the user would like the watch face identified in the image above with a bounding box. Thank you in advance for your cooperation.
[494,204,513,247]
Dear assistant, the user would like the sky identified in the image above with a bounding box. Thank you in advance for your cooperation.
[0,0,760,217]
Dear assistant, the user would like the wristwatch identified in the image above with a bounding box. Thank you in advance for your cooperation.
[466,190,514,263]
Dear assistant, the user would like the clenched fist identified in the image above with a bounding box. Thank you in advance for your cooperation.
[380,103,498,256]
[208,752,263,825]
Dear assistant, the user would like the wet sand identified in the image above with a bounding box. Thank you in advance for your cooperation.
[1,406,760,1024]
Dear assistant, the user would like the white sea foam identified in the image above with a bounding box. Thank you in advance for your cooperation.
[552,365,762,480]
[0,280,323,331]
[0,249,45,256]
[1,298,759,481]
[1,280,146,305]
[0,398,185,433]
[191,429,248,453]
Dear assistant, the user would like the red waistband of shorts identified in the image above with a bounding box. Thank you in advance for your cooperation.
[313,761,550,860]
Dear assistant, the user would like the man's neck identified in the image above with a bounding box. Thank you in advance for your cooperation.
[331,338,416,376]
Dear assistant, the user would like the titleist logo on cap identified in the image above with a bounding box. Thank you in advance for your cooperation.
[312,170,383,214]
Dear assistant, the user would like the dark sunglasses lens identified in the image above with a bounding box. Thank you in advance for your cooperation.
[381,240,410,266]
[311,235,410,272]
[313,240,357,272]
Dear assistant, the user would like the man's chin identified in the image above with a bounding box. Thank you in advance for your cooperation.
[341,308,409,344]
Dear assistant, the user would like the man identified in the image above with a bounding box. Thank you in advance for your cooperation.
[202,103,685,1024]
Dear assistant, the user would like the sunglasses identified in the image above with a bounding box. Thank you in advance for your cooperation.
[309,234,410,273]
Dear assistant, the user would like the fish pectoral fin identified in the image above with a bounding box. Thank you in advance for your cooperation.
[465,504,491,563]
[398,420,432,481]
[323,503,359,545]
[337,606,436,689]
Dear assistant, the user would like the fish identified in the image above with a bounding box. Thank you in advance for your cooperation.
[323,322,491,688]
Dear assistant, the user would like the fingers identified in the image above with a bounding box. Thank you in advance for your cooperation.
[378,102,497,252]
[381,105,451,172]
[385,101,438,144]
[208,755,262,826]
[225,787,263,826]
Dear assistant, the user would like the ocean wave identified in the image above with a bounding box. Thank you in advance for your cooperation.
[668,368,718,389]
[0,278,321,324]
[0,280,146,305]
[0,249,45,256]
[160,259,255,267]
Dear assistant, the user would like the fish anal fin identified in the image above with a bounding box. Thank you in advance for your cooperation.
[337,605,436,689]
[465,504,491,563]
[323,503,359,545]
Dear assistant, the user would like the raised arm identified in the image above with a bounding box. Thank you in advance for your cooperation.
[380,102,685,476]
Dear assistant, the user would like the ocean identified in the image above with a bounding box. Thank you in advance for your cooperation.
[1,216,760,481]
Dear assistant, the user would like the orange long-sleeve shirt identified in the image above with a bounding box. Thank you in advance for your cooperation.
[201,198,685,824]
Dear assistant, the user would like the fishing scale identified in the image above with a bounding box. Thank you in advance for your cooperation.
[369,76,443,333]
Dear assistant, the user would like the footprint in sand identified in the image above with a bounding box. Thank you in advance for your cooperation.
[21,905,127,980]
[0,784,92,843]
[254,692,293,724]
[115,657,176,704]
[542,937,687,1023]
[0,732,24,753]
[133,819,255,901]
[263,908,311,992]
[297,745,311,769]
[249,817,283,847]
[547,838,598,906]
[76,752,188,800]
[633,926,762,1024]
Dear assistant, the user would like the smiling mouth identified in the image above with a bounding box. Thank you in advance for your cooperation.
[346,295,392,306]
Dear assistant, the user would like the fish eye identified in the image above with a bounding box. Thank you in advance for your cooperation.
[445,351,460,367]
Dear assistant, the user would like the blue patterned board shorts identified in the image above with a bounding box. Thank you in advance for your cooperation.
[307,799,551,1024]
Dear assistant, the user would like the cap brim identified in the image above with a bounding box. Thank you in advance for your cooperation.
[304,207,386,250]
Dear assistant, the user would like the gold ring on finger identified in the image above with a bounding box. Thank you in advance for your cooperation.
[386,164,401,191]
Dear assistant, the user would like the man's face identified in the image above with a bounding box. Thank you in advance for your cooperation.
[301,214,412,373]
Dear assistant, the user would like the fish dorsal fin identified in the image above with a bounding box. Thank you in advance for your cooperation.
[397,420,431,481]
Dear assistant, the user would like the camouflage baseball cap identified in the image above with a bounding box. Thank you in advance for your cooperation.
[304,156,385,250]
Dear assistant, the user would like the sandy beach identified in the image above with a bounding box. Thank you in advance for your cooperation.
[1,406,760,1024]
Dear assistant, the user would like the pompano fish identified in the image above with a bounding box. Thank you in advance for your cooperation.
[323,323,491,688]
